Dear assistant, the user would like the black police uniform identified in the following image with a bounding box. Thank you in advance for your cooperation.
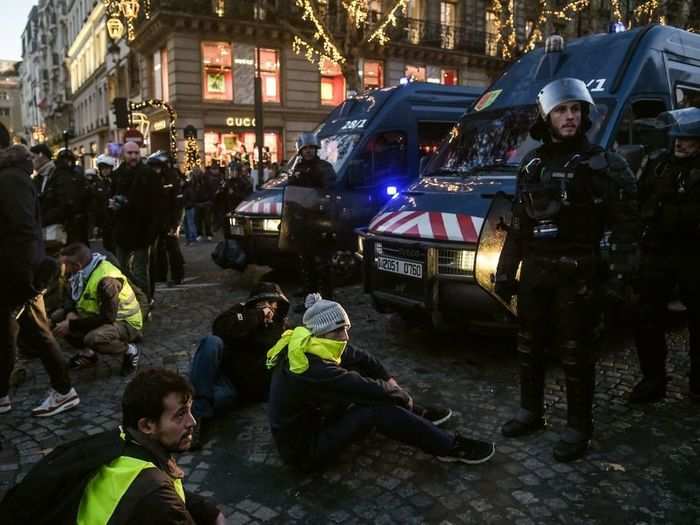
[633,149,700,399]
[88,171,115,253]
[287,155,337,298]
[498,134,639,461]
[152,166,185,286]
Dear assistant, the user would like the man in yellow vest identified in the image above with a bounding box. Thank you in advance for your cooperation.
[80,368,224,524]
[54,242,143,375]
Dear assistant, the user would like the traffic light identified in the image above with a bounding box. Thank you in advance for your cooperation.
[112,97,130,129]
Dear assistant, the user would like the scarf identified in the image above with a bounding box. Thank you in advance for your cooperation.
[70,253,107,301]
[266,326,347,374]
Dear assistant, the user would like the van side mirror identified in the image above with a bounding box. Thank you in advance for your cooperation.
[615,144,646,174]
[419,155,432,176]
[346,160,368,187]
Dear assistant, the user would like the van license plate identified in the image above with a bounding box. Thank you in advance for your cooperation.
[376,256,423,279]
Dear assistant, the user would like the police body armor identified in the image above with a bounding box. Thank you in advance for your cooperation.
[278,186,336,253]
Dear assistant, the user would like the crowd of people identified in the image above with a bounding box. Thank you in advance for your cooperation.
[0,73,699,524]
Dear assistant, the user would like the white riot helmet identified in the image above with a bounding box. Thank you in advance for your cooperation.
[296,132,320,153]
[96,154,116,168]
[536,78,594,120]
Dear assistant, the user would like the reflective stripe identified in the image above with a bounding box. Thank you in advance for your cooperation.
[77,261,143,330]
[77,455,185,524]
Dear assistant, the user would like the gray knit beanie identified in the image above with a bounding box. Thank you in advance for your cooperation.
[302,293,351,336]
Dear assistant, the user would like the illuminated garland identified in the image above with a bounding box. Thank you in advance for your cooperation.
[292,36,334,67]
[101,0,151,41]
[130,99,177,156]
[294,0,345,64]
[610,0,623,22]
[517,0,590,53]
[633,0,663,24]
[342,0,369,28]
[367,0,408,46]
[184,137,202,171]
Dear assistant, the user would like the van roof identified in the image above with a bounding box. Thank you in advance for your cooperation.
[479,25,700,111]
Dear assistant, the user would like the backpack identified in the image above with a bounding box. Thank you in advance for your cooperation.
[212,239,247,271]
[0,429,125,525]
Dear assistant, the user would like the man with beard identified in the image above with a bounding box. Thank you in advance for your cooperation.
[496,78,639,462]
[111,142,164,303]
[630,107,700,403]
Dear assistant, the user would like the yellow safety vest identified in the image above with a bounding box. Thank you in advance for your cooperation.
[76,455,185,525]
[76,260,143,330]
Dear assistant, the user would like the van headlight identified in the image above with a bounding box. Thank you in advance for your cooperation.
[357,236,365,255]
[262,219,281,232]
[437,248,475,276]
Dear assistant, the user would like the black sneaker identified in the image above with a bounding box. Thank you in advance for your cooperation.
[414,405,453,426]
[121,344,140,376]
[629,378,666,404]
[437,435,495,465]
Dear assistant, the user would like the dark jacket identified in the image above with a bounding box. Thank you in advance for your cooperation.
[0,145,44,309]
[108,428,220,525]
[638,149,700,255]
[212,283,289,400]
[192,172,217,208]
[34,162,80,228]
[267,345,410,467]
[287,156,336,189]
[112,161,164,250]
[157,166,184,232]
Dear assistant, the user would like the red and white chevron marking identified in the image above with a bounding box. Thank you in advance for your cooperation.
[235,200,282,216]
[369,211,484,243]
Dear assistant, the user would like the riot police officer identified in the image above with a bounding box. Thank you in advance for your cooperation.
[91,154,117,253]
[287,132,337,301]
[496,78,639,462]
[631,107,700,403]
[147,151,185,287]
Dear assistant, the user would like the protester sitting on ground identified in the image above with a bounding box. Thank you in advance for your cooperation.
[54,242,143,375]
[266,294,496,471]
[189,282,289,449]
[0,368,225,524]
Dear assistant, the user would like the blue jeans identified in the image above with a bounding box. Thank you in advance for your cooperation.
[190,335,237,419]
[184,208,198,242]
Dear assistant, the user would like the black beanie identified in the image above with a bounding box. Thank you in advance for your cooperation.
[0,122,10,148]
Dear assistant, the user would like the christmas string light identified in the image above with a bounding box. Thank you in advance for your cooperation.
[610,0,623,22]
[130,99,178,156]
[367,0,408,46]
[342,0,369,28]
[294,0,345,64]
[633,0,663,24]
[184,137,202,171]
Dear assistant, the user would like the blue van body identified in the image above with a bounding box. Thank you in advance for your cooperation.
[230,82,482,269]
[358,25,700,331]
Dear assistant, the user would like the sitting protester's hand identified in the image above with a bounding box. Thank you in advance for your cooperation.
[53,320,70,337]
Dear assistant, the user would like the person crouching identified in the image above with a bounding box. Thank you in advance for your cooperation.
[266,294,495,471]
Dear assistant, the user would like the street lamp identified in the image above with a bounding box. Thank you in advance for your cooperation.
[107,17,125,40]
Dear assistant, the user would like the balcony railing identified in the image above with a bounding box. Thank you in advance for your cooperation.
[392,18,499,56]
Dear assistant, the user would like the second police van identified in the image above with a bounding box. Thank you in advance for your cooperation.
[357,24,700,331]
[228,82,482,276]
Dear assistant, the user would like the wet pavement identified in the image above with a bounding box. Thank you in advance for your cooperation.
[1,240,698,525]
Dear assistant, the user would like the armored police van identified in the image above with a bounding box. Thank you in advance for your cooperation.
[358,24,700,331]
[229,82,482,274]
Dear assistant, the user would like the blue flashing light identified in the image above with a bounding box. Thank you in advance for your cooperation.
[386,185,398,196]
[609,21,626,33]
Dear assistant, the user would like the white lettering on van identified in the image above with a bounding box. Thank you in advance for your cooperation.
[341,119,368,131]
[586,79,607,92]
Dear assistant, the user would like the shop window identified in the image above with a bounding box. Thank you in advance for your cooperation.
[675,84,700,108]
[257,48,280,103]
[485,12,498,57]
[202,41,233,101]
[362,60,384,90]
[441,69,458,86]
[153,48,169,101]
[320,59,345,106]
[204,129,282,166]
[405,64,426,82]
[440,2,456,49]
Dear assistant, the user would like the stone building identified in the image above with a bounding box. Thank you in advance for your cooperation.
[0,62,23,139]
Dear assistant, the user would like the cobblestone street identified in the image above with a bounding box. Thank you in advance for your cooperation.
[1,241,699,525]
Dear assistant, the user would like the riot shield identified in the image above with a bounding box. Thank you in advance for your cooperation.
[278,186,335,253]
[474,191,518,317]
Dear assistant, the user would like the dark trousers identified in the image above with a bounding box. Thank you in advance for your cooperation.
[0,295,71,397]
[635,255,700,388]
[152,232,185,284]
[300,249,334,298]
[195,207,213,237]
[301,404,454,470]
[190,336,237,419]
[515,257,598,439]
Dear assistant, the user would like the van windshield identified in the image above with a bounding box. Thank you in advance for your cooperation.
[318,133,362,173]
[425,103,610,176]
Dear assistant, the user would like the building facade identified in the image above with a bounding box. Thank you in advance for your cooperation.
[0,61,23,139]
[128,0,511,165]
[20,0,73,147]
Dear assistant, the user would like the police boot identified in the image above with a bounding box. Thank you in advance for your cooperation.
[630,305,667,403]
[502,331,546,438]
[554,342,594,463]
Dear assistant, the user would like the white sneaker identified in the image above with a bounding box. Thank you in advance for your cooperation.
[121,344,140,376]
[0,395,11,414]
[32,388,80,417]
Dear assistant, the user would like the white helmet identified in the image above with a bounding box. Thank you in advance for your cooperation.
[96,154,116,168]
